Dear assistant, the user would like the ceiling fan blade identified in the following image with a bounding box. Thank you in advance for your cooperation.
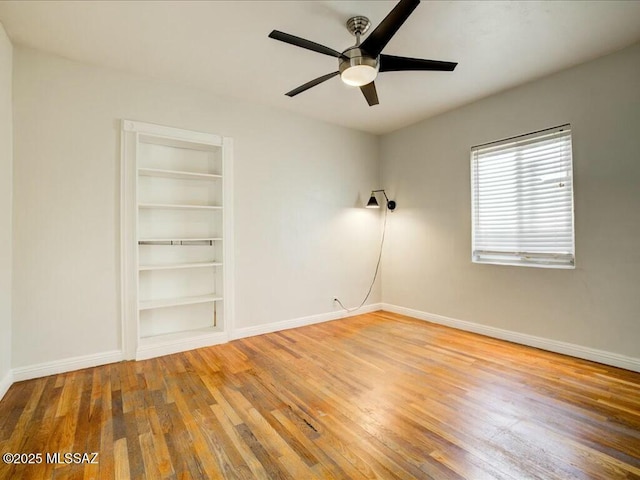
[360,0,420,57]
[360,82,379,106]
[285,71,340,97]
[269,30,342,58]
[379,54,457,72]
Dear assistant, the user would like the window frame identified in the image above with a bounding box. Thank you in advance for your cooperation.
[470,125,576,269]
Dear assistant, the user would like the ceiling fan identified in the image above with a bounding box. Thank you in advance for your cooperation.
[268,0,457,106]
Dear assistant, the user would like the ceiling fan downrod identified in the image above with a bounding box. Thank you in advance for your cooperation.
[346,16,371,46]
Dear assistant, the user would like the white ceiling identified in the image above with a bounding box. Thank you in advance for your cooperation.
[1,1,639,135]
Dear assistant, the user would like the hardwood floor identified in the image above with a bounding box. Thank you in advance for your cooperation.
[1,311,639,479]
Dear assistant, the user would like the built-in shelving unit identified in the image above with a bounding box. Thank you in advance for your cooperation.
[121,120,233,360]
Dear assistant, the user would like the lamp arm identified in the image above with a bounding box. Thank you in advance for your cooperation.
[370,189,396,211]
[371,189,388,201]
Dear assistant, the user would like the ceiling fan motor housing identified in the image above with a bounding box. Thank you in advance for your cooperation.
[339,47,378,72]
[339,47,379,86]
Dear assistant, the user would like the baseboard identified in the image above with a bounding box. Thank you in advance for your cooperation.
[136,330,229,361]
[11,350,125,383]
[0,370,13,402]
[382,303,640,373]
[231,303,383,340]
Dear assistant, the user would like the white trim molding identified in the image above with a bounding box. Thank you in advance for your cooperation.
[231,303,383,340]
[11,350,124,383]
[122,120,223,146]
[0,370,13,401]
[136,331,229,361]
[221,137,235,339]
[382,304,640,373]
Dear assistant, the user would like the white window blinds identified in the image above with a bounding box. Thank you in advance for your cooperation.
[471,125,575,268]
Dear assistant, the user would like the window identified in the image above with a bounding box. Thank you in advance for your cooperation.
[471,125,575,268]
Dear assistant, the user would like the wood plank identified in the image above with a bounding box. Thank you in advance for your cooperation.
[113,437,131,480]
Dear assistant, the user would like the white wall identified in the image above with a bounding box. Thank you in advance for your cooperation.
[381,42,640,360]
[0,23,12,394]
[12,47,381,369]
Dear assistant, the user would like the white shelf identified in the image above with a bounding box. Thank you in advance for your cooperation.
[139,262,222,271]
[136,327,228,360]
[139,294,223,311]
[138,167,221,180]
[138,203,222,210]
[138,326,223,344]
[138,237,222,243]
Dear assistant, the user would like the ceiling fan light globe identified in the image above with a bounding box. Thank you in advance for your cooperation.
[341,65,378,87]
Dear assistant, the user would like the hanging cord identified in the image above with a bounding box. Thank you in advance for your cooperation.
[334,206,388,312]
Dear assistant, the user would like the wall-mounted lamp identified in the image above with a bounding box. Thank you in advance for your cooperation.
[366,189,396,211]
